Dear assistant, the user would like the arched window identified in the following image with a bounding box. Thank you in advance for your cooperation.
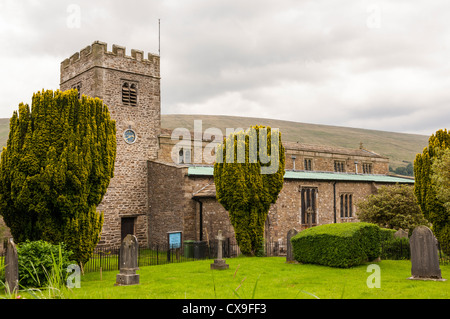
[179,149,184,164]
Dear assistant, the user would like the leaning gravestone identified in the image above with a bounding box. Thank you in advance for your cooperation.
[409,226,445,281]
[5,238,19,293]
[115,234,140,286]
[286,229,298,263]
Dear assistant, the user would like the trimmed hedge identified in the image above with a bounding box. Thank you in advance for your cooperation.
[291,222,381,268]
[379,228,396,242]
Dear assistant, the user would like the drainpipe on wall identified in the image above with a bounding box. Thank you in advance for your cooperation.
[193,198,203,241]
[333,182,337,223]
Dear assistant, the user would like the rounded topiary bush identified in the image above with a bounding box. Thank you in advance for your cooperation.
[290,222,381,268]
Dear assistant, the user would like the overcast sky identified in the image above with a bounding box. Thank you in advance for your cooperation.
[0,0,449,136]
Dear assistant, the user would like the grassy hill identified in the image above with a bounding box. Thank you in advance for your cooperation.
[161,114,429,170]
[0,114,430,170]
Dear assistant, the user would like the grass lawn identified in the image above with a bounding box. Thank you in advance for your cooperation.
[59,257,450,299]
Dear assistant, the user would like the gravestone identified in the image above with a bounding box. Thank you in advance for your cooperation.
[115,234,140,286]
[5,238,18,293]
[286,229,298,263]
[210,230,229,270]
[394,229,409,239]
[409,226,445,281]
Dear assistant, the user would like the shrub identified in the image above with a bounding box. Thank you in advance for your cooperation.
[380,237,410,260]
[291,222,381,268]
[17,240,75,288]
[379,228,396,242]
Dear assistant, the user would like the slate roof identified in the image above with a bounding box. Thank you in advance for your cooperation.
[188,166,414,185]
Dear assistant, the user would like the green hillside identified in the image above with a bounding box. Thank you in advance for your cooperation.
[161,114,429,170]
[0,114,430,170]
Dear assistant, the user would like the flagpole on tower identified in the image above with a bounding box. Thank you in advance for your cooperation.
[158,19,161,57]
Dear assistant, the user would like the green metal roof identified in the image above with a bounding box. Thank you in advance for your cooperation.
[187,166,414,184]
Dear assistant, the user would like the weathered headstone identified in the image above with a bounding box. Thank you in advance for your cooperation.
[394,229,409,239]
[5,238,19,293]
[409,226,445,281]
[210,230,229,270]
[115,234,140,286]
[286,229,298,263]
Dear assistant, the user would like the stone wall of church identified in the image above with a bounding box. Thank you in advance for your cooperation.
[60,41,161,247]
[145,158,404,248]
[194,179,378,245]
[157,134,390,175]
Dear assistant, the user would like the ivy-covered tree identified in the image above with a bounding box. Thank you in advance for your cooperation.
[0,89,116,266]
[414,129,450,253]
[214,126,285,256]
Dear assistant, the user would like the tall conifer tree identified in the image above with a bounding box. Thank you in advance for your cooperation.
[414,129,450,253]
[214,126,285,256]
[0,89,116,266]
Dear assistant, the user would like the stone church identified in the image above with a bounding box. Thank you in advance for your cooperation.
[58,41,414,248]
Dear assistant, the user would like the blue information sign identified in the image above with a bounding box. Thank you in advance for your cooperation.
[168,232,182,249]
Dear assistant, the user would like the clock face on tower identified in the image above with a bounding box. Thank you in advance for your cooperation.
[123,129,137,144]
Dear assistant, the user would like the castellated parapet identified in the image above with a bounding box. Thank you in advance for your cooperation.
[60,41,160,85]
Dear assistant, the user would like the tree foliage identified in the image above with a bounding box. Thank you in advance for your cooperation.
[0,89,116,265]
[214,126,285,256]
[414,129,450,253]
[432,148,450,212]
[356,184,428,233]
[389,162,414,176]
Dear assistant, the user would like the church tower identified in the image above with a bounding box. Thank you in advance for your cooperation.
[60,41,161,246]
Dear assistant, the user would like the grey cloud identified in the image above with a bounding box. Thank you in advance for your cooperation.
[1,0,450,135]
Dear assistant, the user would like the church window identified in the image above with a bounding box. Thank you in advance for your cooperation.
[340,193,353,218]
[177,148,192,164]
[122,82,138,106]
[304,158,312,171]
[72,83,81,99]
[334,161,345,172]
[301,187,317,225]
[130,84,137,106]
[363,163,373,174]
[184,149,191,164]
[178,149,184,164]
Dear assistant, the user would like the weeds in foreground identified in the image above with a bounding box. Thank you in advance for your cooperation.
[1,245,75,299]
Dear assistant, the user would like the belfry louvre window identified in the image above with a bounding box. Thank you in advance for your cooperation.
[73,83,81,99]
[122,82,137,106]
[340,194,353,218]
[301,188,317,225]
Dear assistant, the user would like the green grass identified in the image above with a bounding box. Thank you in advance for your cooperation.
[37,257,450,299]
